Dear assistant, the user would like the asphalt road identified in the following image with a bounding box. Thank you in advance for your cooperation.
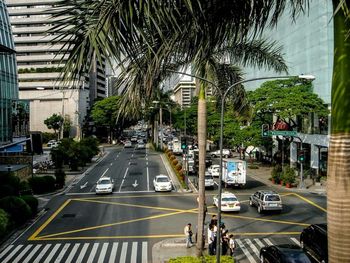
[0,146,327,263]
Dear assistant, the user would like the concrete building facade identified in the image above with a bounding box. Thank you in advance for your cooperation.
[6,0,106,138]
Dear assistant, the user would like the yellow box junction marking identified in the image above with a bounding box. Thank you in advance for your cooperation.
[30,192,326,241]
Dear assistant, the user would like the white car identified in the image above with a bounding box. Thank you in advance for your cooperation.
[213,192,241,212]
[210,149,232,158]
[95,177,114,194]
[124,140,132,148]
[137,143,146,149]
[205,172,215,189]
[153,175,172,192]
[208,164,220,177]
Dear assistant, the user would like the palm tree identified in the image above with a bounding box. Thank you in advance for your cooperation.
[51,0,313,257]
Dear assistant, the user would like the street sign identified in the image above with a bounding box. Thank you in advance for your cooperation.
[268,130,297,136]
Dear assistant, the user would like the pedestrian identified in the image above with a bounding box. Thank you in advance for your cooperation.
[221,230,229,255]
[229,234,236,256]
[208,224,215,255]
[210,214,217,226]
[184,223,193,248]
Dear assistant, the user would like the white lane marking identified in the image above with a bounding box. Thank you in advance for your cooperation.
[235,239,256,263]
[147,166,150,191]
[131,242,138,262]
[110,163,113,166]
[142,241,148,263]
[0,245,14,259]
[3,245,23,263]
[13,244,32,263]
[120,242,128,263]
[66,190,154,196]
[98,243,109,263]
[108,242,119,263]
[54,243,70,263]
[22,244,42,263]
[146,157,148,161]
[33,244,51,263]
[101,168,109,178]
[65,243,80,263]
[80,181,88,189]
[245,239,260,257]
[119,167,129,192]
[291,237,301,246]
[87,243,99,263]
[76,243,89,263]
[45,243,61,262]
[263,238,274,246]
[254,238,265,248]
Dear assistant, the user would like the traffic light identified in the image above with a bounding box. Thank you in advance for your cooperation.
[181,137,187,150]
[298,150,305,162]
[262,124,269,137]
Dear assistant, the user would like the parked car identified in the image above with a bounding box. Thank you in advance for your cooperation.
[137,142,146,149]
[300,224,327,263]
[130,136,138,142]
[204,172,215,189]
[208,164,220,177]
[95,177,114,194]
[210,149,232,158]
[47,140,59,148]
[249,190,283,214]
[260,244,313,263]
[124,140,132,148]
[213,192,240,212]
[153,175,172,192]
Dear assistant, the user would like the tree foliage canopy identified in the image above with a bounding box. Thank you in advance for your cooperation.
[44,114,63,134]
[91,96,120,128]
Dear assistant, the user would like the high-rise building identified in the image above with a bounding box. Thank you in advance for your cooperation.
[6,0,106,137]
[244,1,333,177]
[0,0,18,145]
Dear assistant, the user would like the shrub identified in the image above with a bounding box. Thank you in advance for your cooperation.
[55,169,66,189]
[0,185,16,199]
[20,195,38,216]
[167,152,172,158]
[282,166,296,184]
[175,164,182,171]
[169,255,233,263]
[248,164,259,169]
[271,164,282,183]
[0,196,31,226]
[170,155,176,161]
[42,132,57,144]
[172,159,179,166]
[0,208,9,237]
[0,173,20,197]
[28,176,56,194]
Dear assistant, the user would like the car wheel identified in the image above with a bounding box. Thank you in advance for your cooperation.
[249,200,253,207]
[258,205,262,214]
[260,254,264,263]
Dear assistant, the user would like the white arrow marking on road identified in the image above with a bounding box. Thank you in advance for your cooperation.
[80,182,88,189]
[132,180,138,188]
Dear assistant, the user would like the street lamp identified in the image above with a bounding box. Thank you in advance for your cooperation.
[168,69,315,262]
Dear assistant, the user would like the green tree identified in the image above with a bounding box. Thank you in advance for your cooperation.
[0,208,9,237]
[248,78,329,127]
[63,115,72,138]
[91,96,120,140]
[44,114,63,139]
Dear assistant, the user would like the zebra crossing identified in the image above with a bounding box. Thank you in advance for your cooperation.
[0,241,148,263]
[234,237,301,263]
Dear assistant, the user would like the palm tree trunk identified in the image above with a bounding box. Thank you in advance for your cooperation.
[196,82,207,256]
[328,1,350,262]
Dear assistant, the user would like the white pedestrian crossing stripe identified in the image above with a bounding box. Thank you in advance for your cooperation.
[233,237,302,263]
[0,241,149,263]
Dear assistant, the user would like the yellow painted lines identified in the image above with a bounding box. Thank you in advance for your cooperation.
[29,199,71,241]
[228,232,301,236]
[29,192,326,241]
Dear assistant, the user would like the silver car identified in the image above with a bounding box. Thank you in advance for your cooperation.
[249,190,283,214]
[204,172,215,189]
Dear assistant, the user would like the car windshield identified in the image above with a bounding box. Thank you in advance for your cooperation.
[222,197,237,202]
[283,252,312,262]
[157,177,169,182]
[98,179,111,185]
[265,195,280,201]
[205,175,213,180]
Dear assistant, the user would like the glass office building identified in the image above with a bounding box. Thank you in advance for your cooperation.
[0,0,18,145]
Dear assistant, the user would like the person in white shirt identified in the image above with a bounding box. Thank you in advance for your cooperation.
[229,234,236,256]
[208,224,215,255]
